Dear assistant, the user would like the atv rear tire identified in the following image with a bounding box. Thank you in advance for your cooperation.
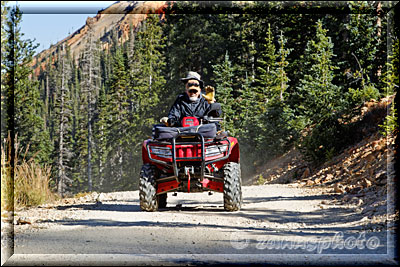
[139,164,158,211]
[223,162,242,211]
[157,193,167,209]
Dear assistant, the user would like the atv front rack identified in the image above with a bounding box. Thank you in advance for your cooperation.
[146,132,231,182]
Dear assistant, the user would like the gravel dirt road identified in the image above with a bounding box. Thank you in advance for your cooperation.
[2,184,397,266]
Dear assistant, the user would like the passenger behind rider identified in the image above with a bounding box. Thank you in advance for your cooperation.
[160,71,221,130]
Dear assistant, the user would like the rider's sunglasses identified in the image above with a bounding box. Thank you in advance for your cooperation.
[187,82,200,88]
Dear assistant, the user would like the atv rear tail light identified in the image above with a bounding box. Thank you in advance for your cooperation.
[205,144,228,157]
[150,146,172,158]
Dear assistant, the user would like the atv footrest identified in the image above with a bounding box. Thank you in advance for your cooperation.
[157,180,180,194]
[200,178,223,192]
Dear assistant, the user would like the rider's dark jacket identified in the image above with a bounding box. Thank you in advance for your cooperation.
[167,93,221,129]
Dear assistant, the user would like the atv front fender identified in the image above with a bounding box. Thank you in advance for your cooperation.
[142,139,151,164]
[227,137,240,163]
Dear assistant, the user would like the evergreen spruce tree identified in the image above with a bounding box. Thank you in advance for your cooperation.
[70,64,83,192]
[130,15,166,125]
[240,27,295,160]
[3,6,52,165]
[276,31,291,101]
[345,2,382,86]
[126,14,166,190]
[254,23,278,104]
[94,83,108,189]
[258,30,295,156]
[245,24,278,148]
[296,20,341,124]
[236,72,254,137]
[43,58,56,135]
[341,2,381,104]
[1,1,9,142]
[296,20,347,164]
[73,68,89,192]
[212,51,236,135]
[103,47,130,190]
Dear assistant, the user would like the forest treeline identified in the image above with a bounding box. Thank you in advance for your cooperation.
[1,1,398,197]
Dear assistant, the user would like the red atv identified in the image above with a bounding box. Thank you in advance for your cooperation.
[139,105,242,212]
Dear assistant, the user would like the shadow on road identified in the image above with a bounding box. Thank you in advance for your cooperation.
[50,193,386,234]
[16,190,390,257]
[243,194,330,203]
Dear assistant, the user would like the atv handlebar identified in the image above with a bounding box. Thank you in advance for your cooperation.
[201,116,223,124]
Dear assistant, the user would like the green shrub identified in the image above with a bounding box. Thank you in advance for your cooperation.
[380,103,398,137]
[347,84,380,105]
[298,114,350,165]
[257,174,265,185]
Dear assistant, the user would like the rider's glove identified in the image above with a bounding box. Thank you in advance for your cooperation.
[202,85,216,104]
[160,117,170,126]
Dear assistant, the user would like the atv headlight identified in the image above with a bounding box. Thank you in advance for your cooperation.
[150,146,172,158]
[205,144,228,157]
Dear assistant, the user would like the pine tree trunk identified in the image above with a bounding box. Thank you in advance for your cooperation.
[58,53,66,197]
[98,124,104,187]
[44,75,49,130]
[87,84,93,192]
[85,29,97,192]
[376,1,382,77]
[88,110,93,192]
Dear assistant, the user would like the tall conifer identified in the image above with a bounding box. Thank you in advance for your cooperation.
[296,20,341,124]
[212,51,235,134]
[3,6,52,164]
[53,44,73,197]
[80,27,101,192]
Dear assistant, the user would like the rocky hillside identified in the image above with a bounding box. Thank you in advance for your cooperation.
[31,1,168,76]
[251,94,398,227]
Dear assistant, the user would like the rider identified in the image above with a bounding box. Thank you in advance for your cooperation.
[160,71,221,129]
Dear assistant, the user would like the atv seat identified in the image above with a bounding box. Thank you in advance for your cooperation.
[152,123,217,140]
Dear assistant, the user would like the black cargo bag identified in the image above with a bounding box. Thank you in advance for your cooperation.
[152,124,180,140]
[153,123,217,140]
[180,123,217,138]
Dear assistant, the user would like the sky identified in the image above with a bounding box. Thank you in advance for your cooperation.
[7,1,117,54]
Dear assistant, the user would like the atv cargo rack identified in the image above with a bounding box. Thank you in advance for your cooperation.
[146,132,232,182]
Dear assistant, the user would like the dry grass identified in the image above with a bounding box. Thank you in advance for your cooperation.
[1,133,55,210]
[1,133,13,211]
[14,159,54,208]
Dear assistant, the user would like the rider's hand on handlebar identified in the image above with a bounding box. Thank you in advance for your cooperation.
[160,117,170,126]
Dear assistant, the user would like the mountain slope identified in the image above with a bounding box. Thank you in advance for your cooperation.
[252,94,397,223]
[31,1,168,76]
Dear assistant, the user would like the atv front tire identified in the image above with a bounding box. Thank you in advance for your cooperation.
[139,164,158,211]
[223,162,242,211]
